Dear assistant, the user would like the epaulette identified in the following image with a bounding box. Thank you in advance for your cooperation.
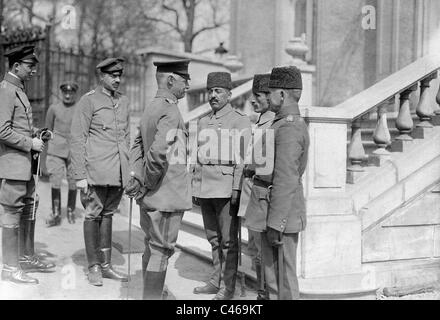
[234,108,246,116]
[285,114,300,122]
[85,90,95,96]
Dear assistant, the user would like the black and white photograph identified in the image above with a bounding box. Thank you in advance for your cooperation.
[0,0,440,305]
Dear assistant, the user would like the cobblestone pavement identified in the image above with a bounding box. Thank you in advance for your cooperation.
[0,180,257,300]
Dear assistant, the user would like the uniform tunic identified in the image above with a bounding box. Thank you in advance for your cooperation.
[261,103,309,300]
[70,86,130,187]
[130,89,191,273]
[0,73,38,226]
[45,102,77,189]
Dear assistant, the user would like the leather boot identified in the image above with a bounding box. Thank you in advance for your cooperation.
[84,219,102,286]
[143,271,166,300]
[46,188,61,227]
[99,216,128,282]
[1,226,39,284]
[255,263,269,300]
[67,189,77,224]
[19,219,55,272]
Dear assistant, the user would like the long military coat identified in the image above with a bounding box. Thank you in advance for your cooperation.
[192,103,252,199]
[267,103,309,234]
[70,86,130,187]
[45,102,77,159]
[0,73,36,181]
[130,89,192,212]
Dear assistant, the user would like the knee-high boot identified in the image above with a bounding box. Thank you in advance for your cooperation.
[84,219,102,286]
[46,188,61,227]
[67,189,77,224]
[99,216,128,282]
[143,271,166,300]
[1,226,38,284]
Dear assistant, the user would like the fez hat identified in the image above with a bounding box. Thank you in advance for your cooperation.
[206,72,232,90]
[268,66,303,90]
[96,57,125,74]
[252,74,271,94]
[4,45,39,64]
[153,59,191,80]
[60,81,79,92]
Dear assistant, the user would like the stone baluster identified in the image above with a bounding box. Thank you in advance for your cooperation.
[347,118,366,184]
[370,102,392,166]
[391,85,417,152]
[433,75,440,126]
[415,73,437,129]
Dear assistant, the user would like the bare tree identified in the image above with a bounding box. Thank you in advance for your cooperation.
[143,0,229,52]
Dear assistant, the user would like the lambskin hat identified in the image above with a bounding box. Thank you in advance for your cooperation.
[268,66,303,90]
[96,57,125,74]
[252,74,271,94]
[206,72,232,90]
[4,45,39,64]
[153,59,191,80]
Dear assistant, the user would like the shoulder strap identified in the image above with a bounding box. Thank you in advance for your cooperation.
[15,91,33,132]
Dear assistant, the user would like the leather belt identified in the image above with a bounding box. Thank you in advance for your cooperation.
[253,177,272,189]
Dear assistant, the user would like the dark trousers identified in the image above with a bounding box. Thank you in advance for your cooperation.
[199,198,239,293]
[262,232,300,300]
[80,186,123,221]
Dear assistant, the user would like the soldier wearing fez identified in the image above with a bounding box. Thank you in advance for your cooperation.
[0,45,55,284]
[240,73,275,300]
[70,57,130,286]
[126,59,192,300]
[263,66,309,300]
[192,72,251,300]
[46,81,79,226]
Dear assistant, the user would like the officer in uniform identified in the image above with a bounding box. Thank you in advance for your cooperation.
[46,81,79,226]
[263,66,309,300]
[70,57,129,286]
[192,72,252,300]
[240,73,274,300]
[126,59,192,300]
[0,45,55,284]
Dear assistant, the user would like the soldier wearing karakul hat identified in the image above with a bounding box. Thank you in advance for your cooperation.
[126,59,193,299]
[0,45,55,285]
[45,81,80,227]
[191,71,252,300]
[262,66,309,300]
[70,57,130,286]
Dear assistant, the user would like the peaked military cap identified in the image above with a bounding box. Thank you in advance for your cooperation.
[60,81,79,92]
[153,59,191,80]
[206,72,232,90]
[4,45,39,64]
[96,57,125,74]
[252,74,271,94]
[269,66,303,90]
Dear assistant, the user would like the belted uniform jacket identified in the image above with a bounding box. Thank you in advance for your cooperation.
[192,103,252,199]
[46,102,77,159]
[0,73,36,181]
[267,104,309,234]
[70,86,130,187]
[130,89,192,212]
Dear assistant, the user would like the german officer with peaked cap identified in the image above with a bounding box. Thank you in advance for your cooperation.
[0,45,55,284]
[45,81,79,227]
[240,73,275,300]
[192,72,252,300]
[70,57,129,286]
[126,59,192,299]
[263,66,309,300]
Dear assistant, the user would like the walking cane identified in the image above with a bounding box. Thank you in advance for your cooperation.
[32,130,53,221]
[277,236,284,300]
[126,172,135,300]
[238,217,246,297]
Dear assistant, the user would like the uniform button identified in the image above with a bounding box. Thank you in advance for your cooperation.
[282,219,286,223]
[280,225,284,229]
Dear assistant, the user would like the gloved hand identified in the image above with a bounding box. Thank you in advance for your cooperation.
[125,177,141,198]
[231,190,241,206]
[266,227,283,247]
[192,196,200,206]
[243,165,255,179]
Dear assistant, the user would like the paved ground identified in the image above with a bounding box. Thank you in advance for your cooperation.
[0,180,258,300]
